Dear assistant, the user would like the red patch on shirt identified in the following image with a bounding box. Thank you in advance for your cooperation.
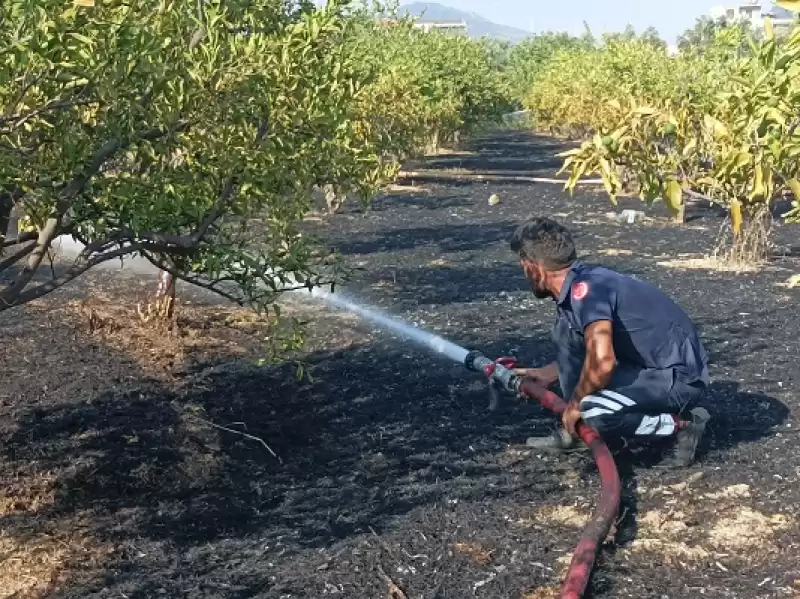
[571,281,589,301]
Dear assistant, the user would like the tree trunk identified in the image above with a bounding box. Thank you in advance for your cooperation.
[1,192,16,243]
[673,203,686,224]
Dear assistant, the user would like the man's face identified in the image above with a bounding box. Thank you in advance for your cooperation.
[520,259,551,299]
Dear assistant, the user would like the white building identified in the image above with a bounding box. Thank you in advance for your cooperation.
[412,20,468,35]
[709,2,796,33]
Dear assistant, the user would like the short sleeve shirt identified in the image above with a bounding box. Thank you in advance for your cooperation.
[555,261,709,384]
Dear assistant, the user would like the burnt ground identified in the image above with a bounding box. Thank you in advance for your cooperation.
[2,130,800,599]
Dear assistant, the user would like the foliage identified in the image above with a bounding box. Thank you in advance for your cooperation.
[339,8,513,200]
[0,0,512,332]
[503,32,593,104]
[523,38,694,138]
[602,24,667,52]
[677,15,761,55]
[557,18,800,239]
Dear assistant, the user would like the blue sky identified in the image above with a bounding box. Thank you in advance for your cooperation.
[407,1,735,44]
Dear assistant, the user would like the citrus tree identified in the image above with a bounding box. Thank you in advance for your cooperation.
[504,32,593,105]
[556,18,800,258]
[0,0,514,341]
[0,0,368,317]
[319,6,513,212]
[524,37,688,138]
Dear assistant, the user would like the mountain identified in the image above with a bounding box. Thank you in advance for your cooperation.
[398,2,533,43]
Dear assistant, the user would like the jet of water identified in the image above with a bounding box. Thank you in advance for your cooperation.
[303,285,470,365]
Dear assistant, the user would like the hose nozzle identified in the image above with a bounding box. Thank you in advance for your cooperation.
[464,350,491,373]
[463,350,520,394]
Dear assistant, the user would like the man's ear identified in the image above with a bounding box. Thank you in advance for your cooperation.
[520,259,539,278]
[519,258,532,276]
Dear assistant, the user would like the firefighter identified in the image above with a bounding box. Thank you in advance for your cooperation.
[510,217,710,467]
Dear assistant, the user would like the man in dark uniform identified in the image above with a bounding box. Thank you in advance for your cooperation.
[509,217,710,467]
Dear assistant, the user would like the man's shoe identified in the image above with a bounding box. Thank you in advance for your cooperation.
[659,407,710,468]
[526,428,589,453]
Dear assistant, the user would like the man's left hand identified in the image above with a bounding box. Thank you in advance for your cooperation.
[562,402,582,436]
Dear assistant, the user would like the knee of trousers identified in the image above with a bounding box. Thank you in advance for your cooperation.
[579,399,621,434]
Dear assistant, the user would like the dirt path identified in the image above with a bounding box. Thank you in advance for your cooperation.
[2,131,799,598]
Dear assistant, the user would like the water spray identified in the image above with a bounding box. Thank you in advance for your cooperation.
[300,285,620,598]
[305,285,470,364]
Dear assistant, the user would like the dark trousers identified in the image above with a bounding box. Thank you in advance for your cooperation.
[552,318,706,440]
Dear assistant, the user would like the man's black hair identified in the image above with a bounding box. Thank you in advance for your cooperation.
[509,217,577,270]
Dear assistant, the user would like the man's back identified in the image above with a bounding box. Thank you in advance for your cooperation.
[561,261,709,384]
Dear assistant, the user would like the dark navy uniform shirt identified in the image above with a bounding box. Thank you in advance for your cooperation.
[556,260,709,385]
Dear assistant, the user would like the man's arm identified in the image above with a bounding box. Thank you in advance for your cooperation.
[563,320,616,434]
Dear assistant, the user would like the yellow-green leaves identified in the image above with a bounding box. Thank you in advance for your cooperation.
[764,17,775,42]
[704,114,729,140]
[663,178,684,216]
[545,19,800,233]
[730,199,743,234]
[787,178,800,200]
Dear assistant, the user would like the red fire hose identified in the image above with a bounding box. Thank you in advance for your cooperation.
[519,379,621,599]
[464,351,621,599]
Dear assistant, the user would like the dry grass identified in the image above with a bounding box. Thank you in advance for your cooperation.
[777,274,800,288]
[707,507,791,550]
[658,211,774,274]
[627,477,795,565]
[596,248,634,256]
[0,534,78,598]
[0,471,112,599]
[58,294,270,382]
[522,586,560,599]
[386,183,429,193]
[531,505,588,528]
[453,541,494,566]
[657,255,761,273]
[424,147,475,158]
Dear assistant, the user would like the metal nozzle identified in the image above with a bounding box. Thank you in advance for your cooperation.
[464,349,520,394]
[464,350,490,372]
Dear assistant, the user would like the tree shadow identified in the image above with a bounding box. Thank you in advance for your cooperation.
[1,325,577,597]
[326,220,518,257]
[2,315,791,598]
[403,130,577,175]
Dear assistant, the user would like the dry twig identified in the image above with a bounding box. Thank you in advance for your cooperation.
[186,414,282,464]
[377,565,408,599]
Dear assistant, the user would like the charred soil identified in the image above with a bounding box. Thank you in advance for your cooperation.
[1,131,799,598]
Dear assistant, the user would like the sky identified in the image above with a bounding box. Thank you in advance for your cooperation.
[403,1,734,45]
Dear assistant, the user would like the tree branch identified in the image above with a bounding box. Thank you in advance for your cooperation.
[0,241,36,273]
[1,216,64,303]
[193,177,238,243]
[3,231,39,247]
[141,253,251,307]
[1,187,25,242]
[788,117,800,138]
[0,242,146,310]
[0,119,192,307]
[0,98,96,133]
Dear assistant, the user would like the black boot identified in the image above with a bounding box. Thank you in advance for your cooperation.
[659,407,710,468]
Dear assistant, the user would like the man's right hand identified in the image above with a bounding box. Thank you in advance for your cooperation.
[512,362,559,387]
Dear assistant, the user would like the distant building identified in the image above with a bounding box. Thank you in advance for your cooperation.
[709,2,796,35]
[376,17,468,36]
[412,20,468,36]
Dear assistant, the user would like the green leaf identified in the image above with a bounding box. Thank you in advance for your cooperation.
[663,178,683,216]
[787,178,800,200]
[704,114,729,139]
[764,17,775,41]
